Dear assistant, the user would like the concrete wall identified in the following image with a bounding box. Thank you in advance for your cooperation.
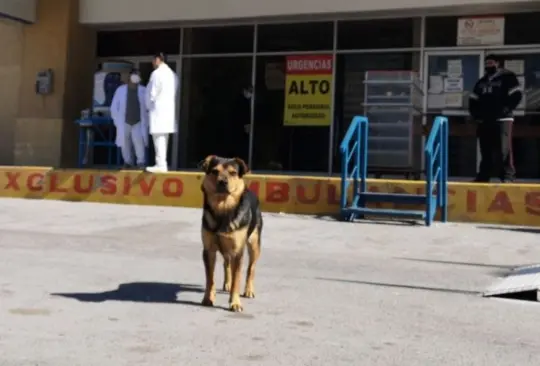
[0,0,96,167]
[79,0,538,24]
[0,0,36,23]
[0,18,23,165]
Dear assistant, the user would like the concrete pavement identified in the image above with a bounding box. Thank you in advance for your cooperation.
[1,198,540,365]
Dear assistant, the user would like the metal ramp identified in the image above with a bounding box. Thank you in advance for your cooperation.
[483,264,540,301]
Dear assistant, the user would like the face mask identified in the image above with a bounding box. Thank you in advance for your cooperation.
[130,74,141,84]
[485,66,497,75]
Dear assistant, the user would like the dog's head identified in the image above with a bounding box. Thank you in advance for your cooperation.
[200,155,248,209]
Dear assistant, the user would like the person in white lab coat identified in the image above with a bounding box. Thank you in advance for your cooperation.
[110,69,149,168]
[145,52,179,173]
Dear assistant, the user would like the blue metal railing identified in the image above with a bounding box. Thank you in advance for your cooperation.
[424,116,449,225]
[338,115,448,226]
[339,116,368,213]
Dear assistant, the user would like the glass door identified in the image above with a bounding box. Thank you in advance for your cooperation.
[424,51,483,179]
[482,50,540,180]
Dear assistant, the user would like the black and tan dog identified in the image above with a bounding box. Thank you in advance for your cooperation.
[199,155,263,312]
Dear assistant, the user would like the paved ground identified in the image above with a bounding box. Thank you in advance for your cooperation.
[1,199,540,365]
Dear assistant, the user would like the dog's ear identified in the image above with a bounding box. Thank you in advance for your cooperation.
[198,155,217,172]
[233,157,249,177]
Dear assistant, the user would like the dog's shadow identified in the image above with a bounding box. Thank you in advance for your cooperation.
[51,282,223,309]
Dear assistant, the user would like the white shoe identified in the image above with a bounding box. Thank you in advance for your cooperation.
[145,165,168,173]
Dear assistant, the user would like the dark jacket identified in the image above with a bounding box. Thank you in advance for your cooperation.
[468,69,522,121]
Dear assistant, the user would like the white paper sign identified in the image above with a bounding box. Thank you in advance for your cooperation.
[428,94,445,109]
[517,76,526,109]
[457,17,504,46]
[429,75,443,93]
[444,77,464,93]
[447,60,462,77]
[445,93,463,108]
[517,76,526,88]
[505,60,524,75]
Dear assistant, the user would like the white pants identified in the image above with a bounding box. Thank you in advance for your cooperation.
[122,122,146,165]
[152,133,169,168]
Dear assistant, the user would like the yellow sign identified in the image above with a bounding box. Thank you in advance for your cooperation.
[2,166,540,227]
[283,55,333,126]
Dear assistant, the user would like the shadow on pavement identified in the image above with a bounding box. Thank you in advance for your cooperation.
[395,257,517,269]
[317,277,479,295]
[314,214,419,226]
[51,282,210,308]
[476,225,540,234]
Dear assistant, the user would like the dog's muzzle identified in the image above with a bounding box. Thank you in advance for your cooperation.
[216,180,228,193]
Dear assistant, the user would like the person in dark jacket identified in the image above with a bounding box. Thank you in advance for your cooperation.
[468,54,522,183]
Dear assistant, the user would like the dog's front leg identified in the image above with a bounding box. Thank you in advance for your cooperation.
[201,229,218,306]
[223,259,232,292]
[201,249,217,306]
[229,252,244,312]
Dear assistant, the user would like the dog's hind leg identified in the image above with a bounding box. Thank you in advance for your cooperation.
[243,230,261,299]
[223,259,232,292]
[201,229,218,307]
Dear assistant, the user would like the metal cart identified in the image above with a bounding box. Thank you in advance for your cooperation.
[363,71,424,179]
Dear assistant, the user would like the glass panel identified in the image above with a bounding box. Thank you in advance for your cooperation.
[183,26,254,54]
[337,18,418,49]
[179,57,252,169]
[252,55,329,172]
[505,12,540,45]
[425,16,458,48]
[137,62,155,86]
[333,52,419,173]
[426,54,481,178]
[257,22,333,52]
[140,61,177,167]
[487,53,540,179]
[96,29,181,57]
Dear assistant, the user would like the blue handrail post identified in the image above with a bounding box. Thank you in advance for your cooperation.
[425,148,433,227]
[352,122,360,205]
[360,119,368,195]
[441,118,449,222]
[340,144,349,213]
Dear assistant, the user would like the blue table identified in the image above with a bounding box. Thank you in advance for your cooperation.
[75,117,121,168]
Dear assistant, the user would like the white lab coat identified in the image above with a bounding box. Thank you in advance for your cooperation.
[146,63,179,134]
[110,84,149,147]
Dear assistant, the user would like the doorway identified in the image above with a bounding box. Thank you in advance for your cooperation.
[424,51,483,179]
[481,50,540,179]
[97,57,181,169]
[180,56,253,169]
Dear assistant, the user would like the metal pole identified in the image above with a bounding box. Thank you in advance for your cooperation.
[247,24,258,170]
[327,20,338,176]
[419,16,426,177]
[171,28,184,170]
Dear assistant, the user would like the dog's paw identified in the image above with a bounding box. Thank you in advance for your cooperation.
[222,283,231,292]
[201,297,214,307]
[243,290,255,298]
[229,302,243,312]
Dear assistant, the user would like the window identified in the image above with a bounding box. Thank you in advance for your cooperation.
[178,57,253,168]
[96,29,180,57]
[337,18,418,49]
[333,52,419,173]
[257,22,334,52]
[505,12,540,45]
[425,16,458,48]
[252,56,329,172]
[183,26,254,54]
